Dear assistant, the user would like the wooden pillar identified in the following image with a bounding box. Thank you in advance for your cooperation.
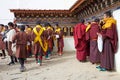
[90,4,94,14]
[102,1,106,8]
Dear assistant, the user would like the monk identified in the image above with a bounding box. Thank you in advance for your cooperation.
[55,24,64,56]
[12,25,30,72]
[74,19,87,62]
[86,18,100,64]
[25,25,32,57]
[85,22,91,57]
[0,24,6,59]
[44,22,54,59]
[31,21,48,66]
[97,11,118,71]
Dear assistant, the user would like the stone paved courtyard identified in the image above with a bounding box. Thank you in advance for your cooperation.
[0,51,120,80]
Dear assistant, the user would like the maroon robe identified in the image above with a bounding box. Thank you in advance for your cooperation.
[31,27,47,55]
[86,22,100,63]
[12,31,30,58]
[31,28,43,55]
[74,23,87,61]
[47,28,54,51]
[57,30,64,54]
[0,33,5,50]
[27,32,32,57]
[100,23,118,70]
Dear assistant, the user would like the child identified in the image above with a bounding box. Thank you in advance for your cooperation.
[12,25,30,72]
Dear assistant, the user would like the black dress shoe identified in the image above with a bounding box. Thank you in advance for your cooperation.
[7,62,15,65]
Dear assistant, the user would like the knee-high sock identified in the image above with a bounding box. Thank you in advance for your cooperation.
[18,58,25,67]
[10,56,15,63]
[14,56,18,62]
[2,50,6,57]
[38,56,42,63]
[35,54,38,62]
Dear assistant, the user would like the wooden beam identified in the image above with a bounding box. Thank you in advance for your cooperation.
[70,0,85,12]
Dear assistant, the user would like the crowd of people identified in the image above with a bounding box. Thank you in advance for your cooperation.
[0,10,118,72]
[74,11,118,71]
[0,21,64,72]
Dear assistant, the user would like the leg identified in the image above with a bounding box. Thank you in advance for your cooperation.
[35,53,38,63]
[18,58,26,72]
[2,50,6,59]
[45,48,51,60]
[14,56,18,63]
[8,56,15,65]
[45,50,49,59]
[38,55,42,66]
[59,47,63,56]
[59,47,62,56]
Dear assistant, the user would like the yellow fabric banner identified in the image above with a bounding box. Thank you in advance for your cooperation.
[33,25,48,52]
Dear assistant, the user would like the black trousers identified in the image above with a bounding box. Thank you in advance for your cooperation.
[10,56,18,63]
[18,58,25,67]
[2,50,6,57]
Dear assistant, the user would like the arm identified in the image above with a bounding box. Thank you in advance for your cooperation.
[12,33,17,43]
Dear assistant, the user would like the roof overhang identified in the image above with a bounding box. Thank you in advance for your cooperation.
[10,0,85,14]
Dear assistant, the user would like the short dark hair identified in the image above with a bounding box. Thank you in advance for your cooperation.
[104,11,112,17]
[4,25,8,29]
[14,24,17,28]
[0,24,4,27]
[44,22,51,27]
[8,22,14,27]
[19,25,25,31]
[36,20,41,25]
[55,23,59,27]
[88,22,91,24]
[94,18,100,23]
[25,25,30,28]
[80,19,85,24]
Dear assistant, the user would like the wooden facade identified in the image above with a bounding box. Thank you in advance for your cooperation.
[10,0,120,27]
[75,0,120,21]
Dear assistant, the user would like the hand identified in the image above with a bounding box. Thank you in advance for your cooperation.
[97,33,102,37]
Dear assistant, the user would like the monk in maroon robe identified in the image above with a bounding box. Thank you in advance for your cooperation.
[0,24,6,59]
[55,24,64,56]
[31,21,48,65]
[25,26,33,57]
[86,18,100,64]
[12,25,30,72]
[97,11,118,71]
[74,19,87,62]
[44,23,54,59]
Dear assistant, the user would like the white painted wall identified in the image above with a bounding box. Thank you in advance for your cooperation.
[113,9,120,72]
[63,37,76,51]
[53,37,75,52]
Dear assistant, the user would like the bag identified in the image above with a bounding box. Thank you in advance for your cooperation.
[12,43,16,55]
[97,34,103,53]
